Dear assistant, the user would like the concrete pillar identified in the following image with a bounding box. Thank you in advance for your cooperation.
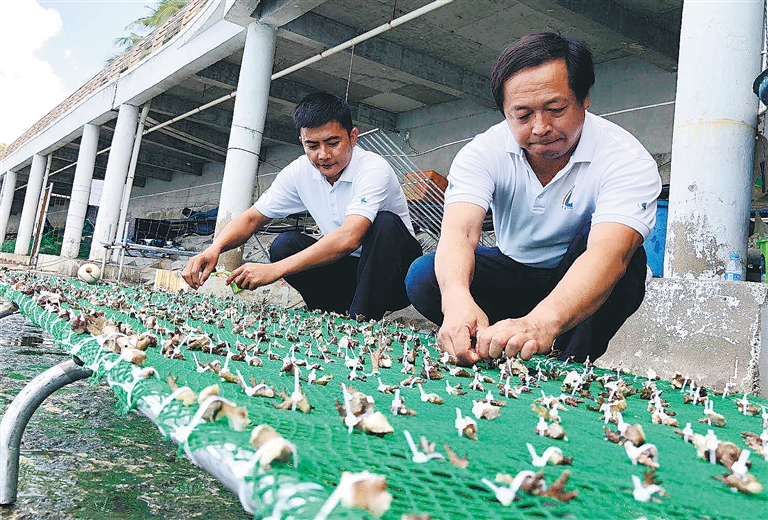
[89,104,139,261]
[0,171,17,247]
[664,0,764,279]
[61,124,100,259]
[215,21,277,271]
[14,154,47,256]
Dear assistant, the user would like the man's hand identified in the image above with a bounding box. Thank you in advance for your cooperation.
[476,316,556,361]
[226,263,283,290]
[182,248,219,289]
[438,295,489,366]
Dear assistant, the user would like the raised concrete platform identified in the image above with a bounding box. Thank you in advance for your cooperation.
[3,252,767,397]
[601,278,768,398]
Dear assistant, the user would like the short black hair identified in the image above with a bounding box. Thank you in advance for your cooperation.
[490,32,595,113]
[293,92,354,134]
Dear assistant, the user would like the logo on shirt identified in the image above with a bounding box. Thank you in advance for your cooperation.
[562,186,575,210]
[448,182,455,190]
[639,202,648,210]
[360,197,367,204]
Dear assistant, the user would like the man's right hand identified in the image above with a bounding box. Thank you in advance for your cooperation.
[182,248,220,289]
[438,295,489,366]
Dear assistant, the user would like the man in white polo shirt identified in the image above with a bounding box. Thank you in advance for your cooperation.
[406,33,661,364]
[182,92,422,320]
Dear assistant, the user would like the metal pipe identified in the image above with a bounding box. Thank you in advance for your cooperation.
[29,184,53,270]
[271,0,455,80]
[0,359,92,505]
[142,0,456,137]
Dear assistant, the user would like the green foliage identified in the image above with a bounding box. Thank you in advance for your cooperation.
[107,0,190,64]
[126,0,189,32]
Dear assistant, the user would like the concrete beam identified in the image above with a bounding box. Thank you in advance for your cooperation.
[25,161,145,192]
[195,60,239,90]
[51,150,167,184]
[142,132,226,163]
[94,125,203,175]
[253,0,330,27]
[137,149,201,176]
[263,120,299,146]
[280,12,494,106]
[197,61,398,130]
[146,112,298,149]
[518,0,679,71]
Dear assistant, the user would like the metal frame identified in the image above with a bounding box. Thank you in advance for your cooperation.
[357,129,494,251]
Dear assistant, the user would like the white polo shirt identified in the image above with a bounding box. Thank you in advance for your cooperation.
[446,111,661,268]
[254,147,415,256]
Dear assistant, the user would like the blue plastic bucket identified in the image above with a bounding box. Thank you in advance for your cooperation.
[644,200,668,277]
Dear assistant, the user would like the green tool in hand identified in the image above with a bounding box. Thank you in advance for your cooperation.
[211,270,243,294]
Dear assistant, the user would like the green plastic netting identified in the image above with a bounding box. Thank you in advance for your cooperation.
[1,271,767,519]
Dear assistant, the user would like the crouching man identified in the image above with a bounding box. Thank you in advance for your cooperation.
[183,92,422,320]
[405,33,660,364]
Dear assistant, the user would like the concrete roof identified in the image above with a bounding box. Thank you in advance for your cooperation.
[0,0,683,212]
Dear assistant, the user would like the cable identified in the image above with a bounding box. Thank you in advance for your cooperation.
[597,100,675,118]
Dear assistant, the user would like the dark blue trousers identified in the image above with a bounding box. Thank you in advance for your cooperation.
[270,211,423,320]
[405,223,647,362]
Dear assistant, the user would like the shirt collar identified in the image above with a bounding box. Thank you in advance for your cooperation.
[570,111,597,164]
[504,110,598,164]
[311,146,359,184]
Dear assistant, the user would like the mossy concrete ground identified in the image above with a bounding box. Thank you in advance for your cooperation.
[0,314,248,520]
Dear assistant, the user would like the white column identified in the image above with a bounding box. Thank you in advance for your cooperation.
[114,103,151,258]
[89,104,139,261]
[664,0,765,279]
[215,21,277,271]
[14,154,47,255]
[61,124,101,259]
[0,170,17,247]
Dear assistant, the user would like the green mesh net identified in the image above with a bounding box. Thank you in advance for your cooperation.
[1,271,767,519]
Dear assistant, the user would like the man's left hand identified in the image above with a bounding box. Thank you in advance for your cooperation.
[225,263,283,290]
[476,317,556,360]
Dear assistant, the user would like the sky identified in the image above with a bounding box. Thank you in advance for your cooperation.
[0,0,151,146]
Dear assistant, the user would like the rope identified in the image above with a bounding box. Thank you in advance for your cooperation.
[345,45,355,103]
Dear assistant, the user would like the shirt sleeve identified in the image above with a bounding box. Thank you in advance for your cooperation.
[345,160,393,222]
[253,163,307,218]
[445,139,496,211]
[591,156,662,239]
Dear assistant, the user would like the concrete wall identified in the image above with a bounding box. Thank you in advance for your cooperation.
[128,162,225,220]
[395,56,677,178]
[396,99,501,176]
[256,143,302,196]
[590,56,677,156]
[125,142,303,221]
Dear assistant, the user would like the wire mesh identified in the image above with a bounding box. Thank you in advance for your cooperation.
[1,272,767,520]
[357,130,495,251]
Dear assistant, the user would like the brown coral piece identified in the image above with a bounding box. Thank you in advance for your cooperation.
[713,472,763,494]
[741,432,767,456]
[444,443,469,469]
[538,470,578,503]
